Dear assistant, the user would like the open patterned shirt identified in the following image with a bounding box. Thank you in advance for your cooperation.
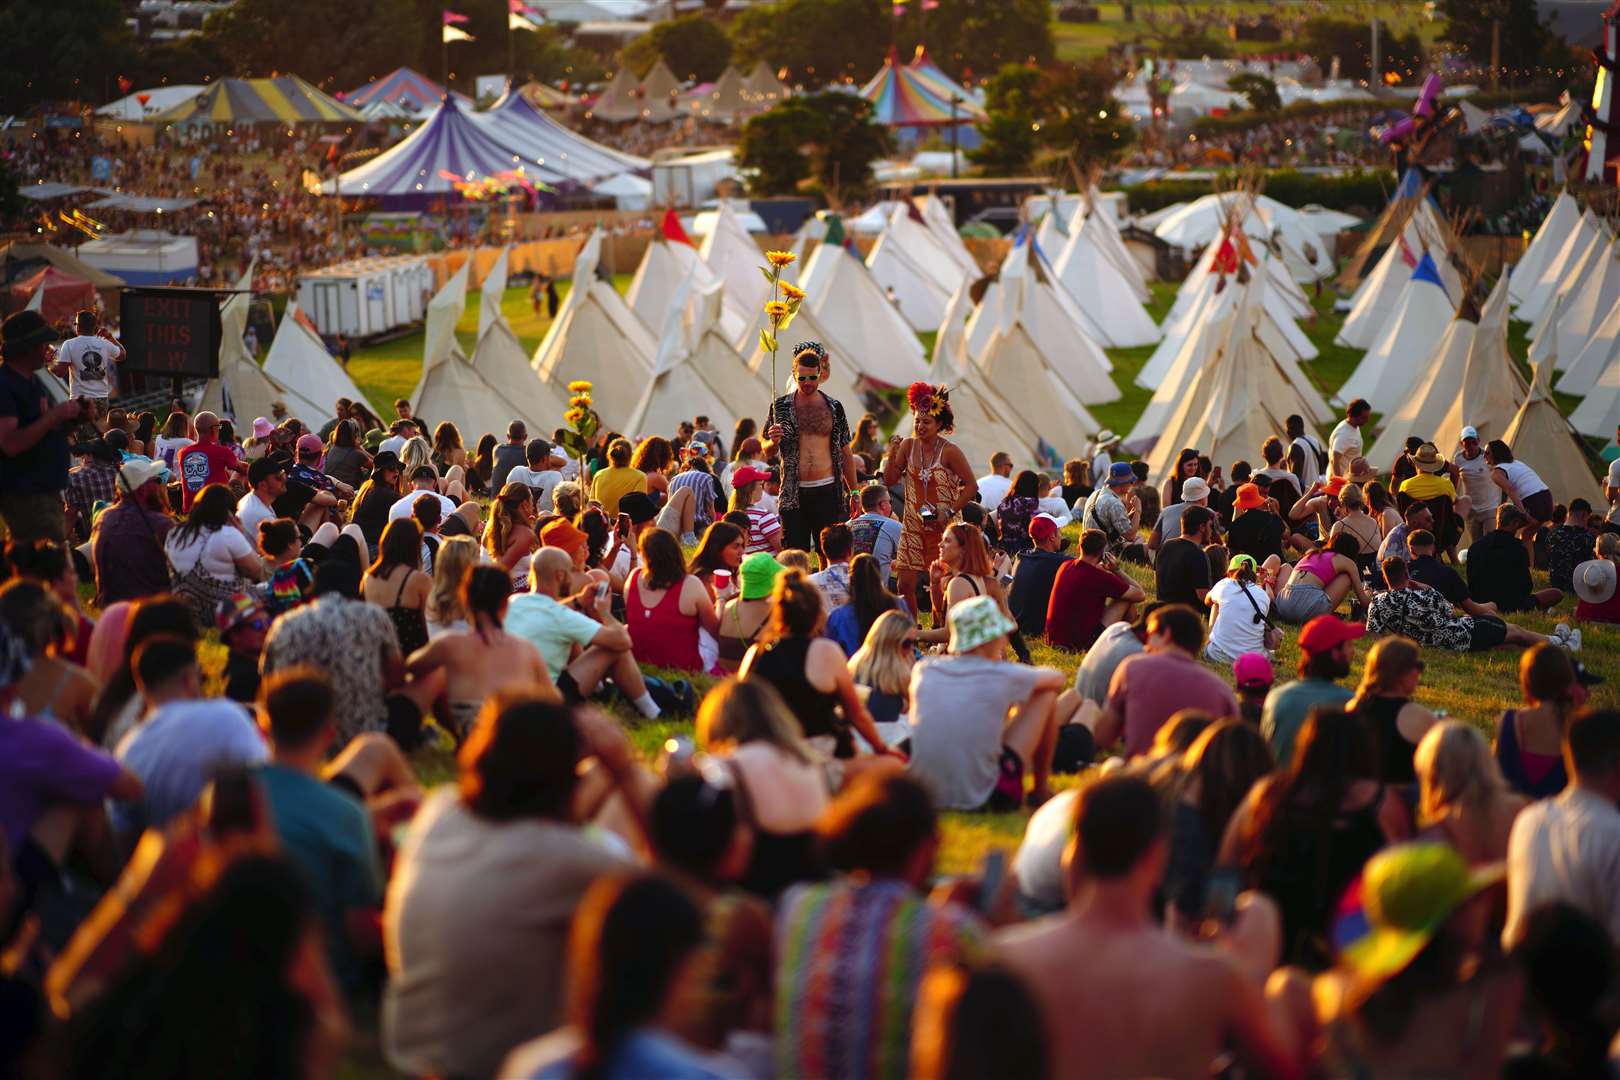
[770,389,852,512]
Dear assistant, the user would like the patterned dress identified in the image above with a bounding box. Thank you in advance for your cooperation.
[893,437,965,574]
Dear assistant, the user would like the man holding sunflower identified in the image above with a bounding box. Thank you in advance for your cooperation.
[762,339,857,560]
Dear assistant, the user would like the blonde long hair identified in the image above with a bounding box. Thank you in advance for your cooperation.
[429,536,478,625]
[401,435,434,476]
[1349,636,1421,711]
[1415,720,1511,826]
[696,676,817,764]
[849,610,915,697]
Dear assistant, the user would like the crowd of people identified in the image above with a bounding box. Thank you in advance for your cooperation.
[1,300,1619,1079]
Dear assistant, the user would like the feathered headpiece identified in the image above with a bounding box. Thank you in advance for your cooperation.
[907,381,950,418]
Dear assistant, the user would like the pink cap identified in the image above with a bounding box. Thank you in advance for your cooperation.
[1233,651,1274,689]
[296,433,325,456]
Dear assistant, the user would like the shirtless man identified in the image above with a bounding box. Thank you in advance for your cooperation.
[761,342,857,562]
[996,774,1304,1080]
[405,563,556,737]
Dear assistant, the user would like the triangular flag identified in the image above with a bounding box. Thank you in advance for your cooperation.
[660,208,694,247]
[1411,251,1444,291]
[507,0,524,9]
[823,214,849,251]
[1397,234,1417,269]
[443,24,475,43]
[509,11,539,30]
[442,8,469,23]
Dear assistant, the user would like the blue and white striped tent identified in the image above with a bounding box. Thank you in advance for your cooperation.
[470,90,648,187]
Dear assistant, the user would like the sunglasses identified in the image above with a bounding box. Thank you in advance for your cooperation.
[796,371,820,383]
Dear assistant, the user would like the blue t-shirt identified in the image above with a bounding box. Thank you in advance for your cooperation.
[0,363,69,494]
[257,762,383,989]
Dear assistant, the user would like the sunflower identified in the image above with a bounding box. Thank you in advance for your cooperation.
[778,281,806,301]
[764,300,790,320]
[567,380,593,393]
[564,408,585,425]
[765,250,796,268]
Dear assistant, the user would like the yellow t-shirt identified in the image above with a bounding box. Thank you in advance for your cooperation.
[589,466,647,517]
[1399,472,1456,503]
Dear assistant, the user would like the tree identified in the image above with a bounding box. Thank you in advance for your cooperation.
[968,64,1040,174]
[203,0,421,89]
[731,0,890,89]
[1227,72,1280,113]
[893,0,1054,84]
[0,0,133,110]
[622,14,732,83]
[1298,17,1424,83]
[737,92,891,199]
[1436,0,1548,73]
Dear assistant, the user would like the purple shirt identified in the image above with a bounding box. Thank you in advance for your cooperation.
[0,716,125,849]
[1106,650,1240,757]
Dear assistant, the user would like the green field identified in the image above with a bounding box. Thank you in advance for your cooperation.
[1051,0,1445,61]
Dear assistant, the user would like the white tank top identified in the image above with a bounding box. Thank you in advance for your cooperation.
[1494,459,1547,501]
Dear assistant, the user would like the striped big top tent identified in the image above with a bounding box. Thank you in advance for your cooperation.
[151,76,362,125]
[858,46,986,128]
[345,67,470,117]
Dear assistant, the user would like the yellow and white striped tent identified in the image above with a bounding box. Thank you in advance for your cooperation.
[151,76,362,126]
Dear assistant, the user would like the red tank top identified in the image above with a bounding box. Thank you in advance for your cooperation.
[625,569,704,672]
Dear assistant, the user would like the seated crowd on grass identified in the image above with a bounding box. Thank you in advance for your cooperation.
[4,306,1620,1079]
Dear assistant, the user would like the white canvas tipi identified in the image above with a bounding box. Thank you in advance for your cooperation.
[796,224,929,389]
[531,230,657,429]
[698,201,770,352]
[1525,222,1611,352]
[1052,213,1161,348]
[1517,209,1601,324]
[1508,190,1578,307]
[1503,346,1606,507]
[1569,352,1620,437]
[1336,252,1453,412]
[626,226,745,348]
[1430,275,1527,451]
[414,262,544,441]
[865,202,970,333]
[929,281,1045,471]
[470,247,571,431]
[201,264,326,425]
[262,301,378,422]
[1365,307,1480,473]
[1529,232,1620,369]
[625,277,762,441]
[918,193,982,279]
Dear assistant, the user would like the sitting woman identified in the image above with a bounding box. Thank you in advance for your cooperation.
[258,518,314,616]
[1573,533,1620,625]
[657,448,721,546]
[740,569,904,764]
[0,578,101,735]
[1414,721,1526,863]
[716,552,781,672]
[995,470,1041,556]
[695,677,832,898]
[1327,482,1382,578]
[1274,533,1372,624]
[1493,642,1586,800]
[1203,553,1272,665]
[484,483,538,593]
[630,436,675,506]
[688,521,746,602]
[164,484,264,624]
[926,522,1018,648]
[362,518,433,658]
[405,434,466,502]
[623,529,719,674]
[426,535,478,638]
[825,553,899,656]
[847,609,917,735]
[1346,636,1439,785]
[729,466,782,555]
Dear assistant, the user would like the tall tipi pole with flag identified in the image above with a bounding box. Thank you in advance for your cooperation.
[442,9,474,91]
[1586,0,1620,183]
[508,1,542,92]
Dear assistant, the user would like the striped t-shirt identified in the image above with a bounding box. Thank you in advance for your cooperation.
[774,879,983,1080]
[745,505,782,554]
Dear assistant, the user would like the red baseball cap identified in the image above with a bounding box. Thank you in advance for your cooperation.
[1029,513,1061,543]
[730,466,769,488]
[1299,614,1365,655]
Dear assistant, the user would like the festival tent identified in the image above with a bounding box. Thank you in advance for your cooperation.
[969,321,1101,463]
[360,100,416,122]
[8,267,95,326]
[929,281,1046,470]
[1516,208,1602,324]
[796,218,930,389]
[906,46,979,107]
[150,76,362,126]
[744,298,866,413]
[96,85,203,121]
[965,229,1117,401]
[588,68,645,123]
[742,63,791,110]
[413,262,519,440]
[1143,278,1324,485]
[698,201,770,353]
[201,266,326,425]
[531,230,656,429]
[1529,232,1620,371]
[1365,307,1480,473]
[1557,276,1620,396]
[323,95,559,208]
[1502,345,1606,508]
[475,87,650,186]
[918,194,982,278]
[344,68,463,116]
[1430,275,1528,452]
[469,248,571,430]
[1508,190,1579,306]
[1051,214,1161,348]
[1569,352,1620,437]
[625,276,760,440]
[858,47,987,138]
[1336,253,1455,412]
[1034,200,1069,258]
[627,213,745,347]
[691,66,747,122]
[262,302,379,423]
[1150,193,1333,282]
[1335,203,1463,349]
[1084,189,1153,300]
[865,202,971,333]
[1524,219,1611,347]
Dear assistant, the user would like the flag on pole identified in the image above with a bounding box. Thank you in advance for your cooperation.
[509,11,540,30]
[442,9,469,23]
[921,0,939,8]
[444,23,475,42]
[660,208,695,247]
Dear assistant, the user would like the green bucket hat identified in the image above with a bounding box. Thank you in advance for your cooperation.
[739,552,785,601]
[1334,842,1504,984]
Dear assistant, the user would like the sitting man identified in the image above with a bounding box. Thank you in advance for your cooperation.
[776,773,985,1079]
[256,666,410,994]
[1081,462,1143,562]
[1544,498,1595,595]
[505,546,660,719]
[1467,505,1563,613]
[1260,614,1358,768]
[1396,442,1467,558]
[908,596,1083,811]
[1406,529,1498,617]
[112,635,267,838]
[389,465,458,523]
[1154,504,1216,610]
[996,774,1301,1080]
[1368,556,1569,653]
[1046,529,1146,651]
[1096,604,1239,757]
[1006,513,1072,638]
[1377,502,1432,566]
[1148,475,1211,556]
